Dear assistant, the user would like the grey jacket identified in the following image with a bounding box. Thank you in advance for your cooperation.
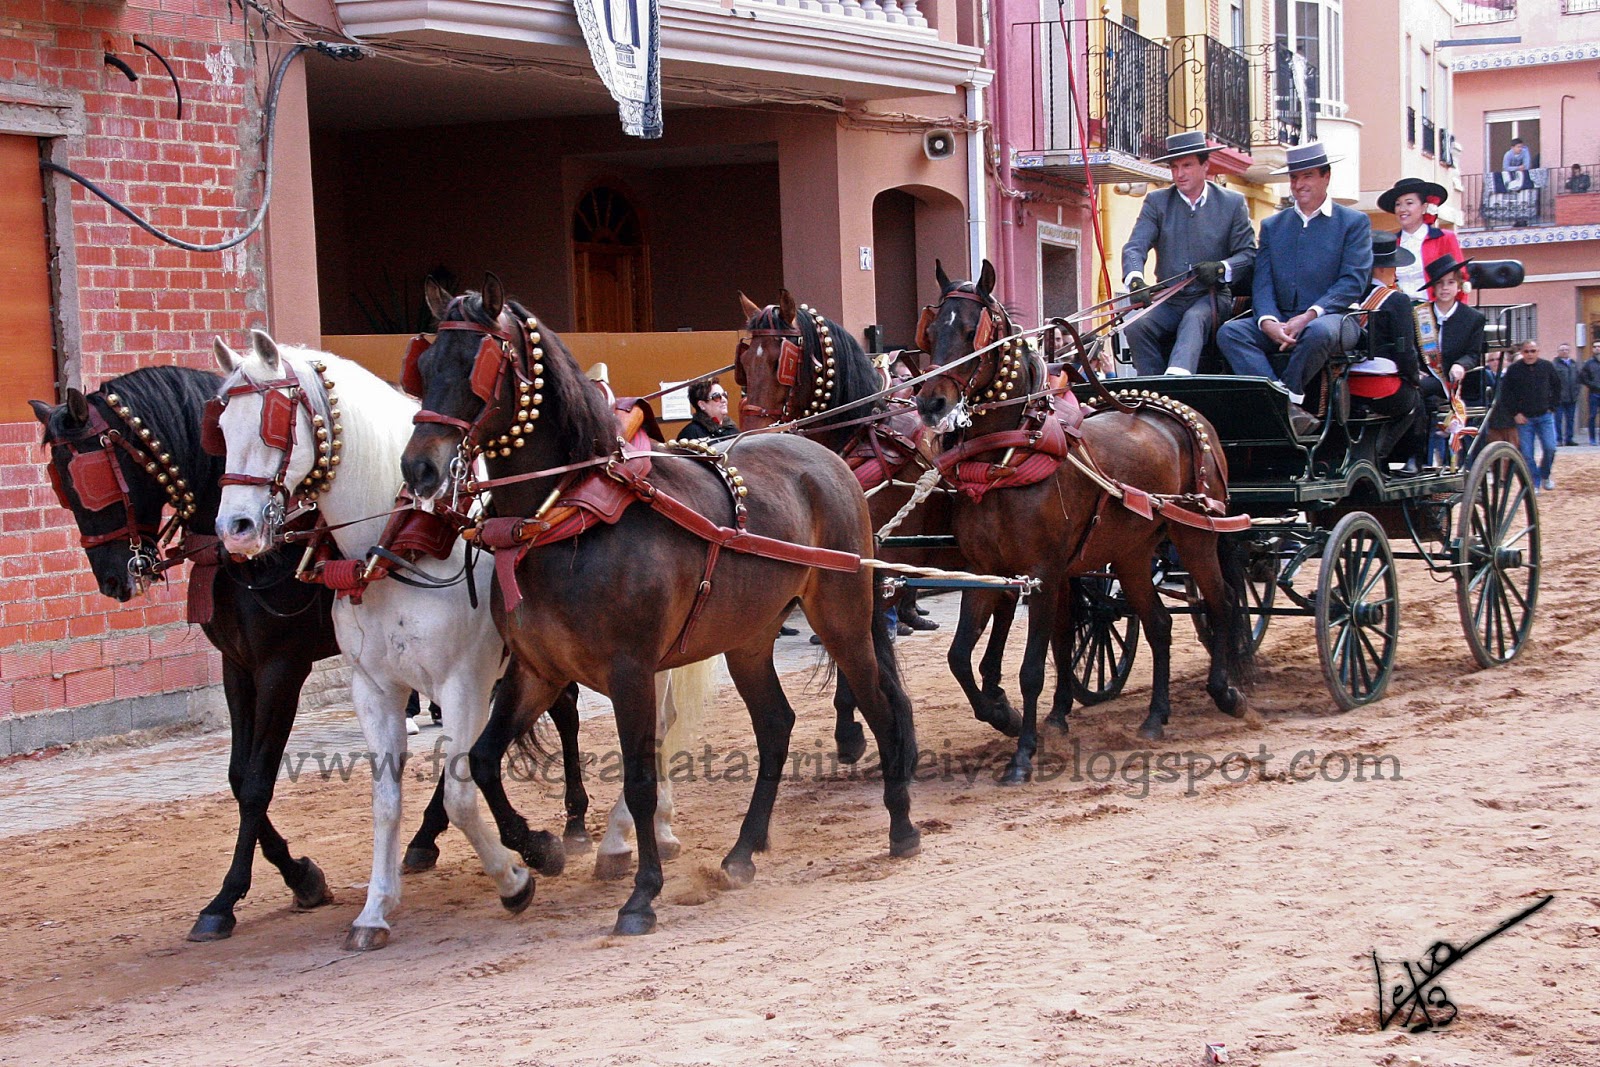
[1120,182,1257,296]
[1553,356,1581,404]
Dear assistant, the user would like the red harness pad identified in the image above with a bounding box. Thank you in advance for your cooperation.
[846,410,926,492]
[381,507,458,561]
[68,449,127,512]
[938,407,1071,502]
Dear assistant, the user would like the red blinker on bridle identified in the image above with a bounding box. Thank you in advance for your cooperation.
[735,305,837,425]
[211,360,341,540]
[406,298,545,464]
[918,289,1006,398]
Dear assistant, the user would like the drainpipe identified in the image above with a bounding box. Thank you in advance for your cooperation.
[966,78,989,279]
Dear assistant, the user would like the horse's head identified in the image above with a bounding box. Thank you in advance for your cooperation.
[914,259,1015,431]
[399,272,541,500]
[32,389,169,600]
[734,290,839,430]
[212,330,337,557]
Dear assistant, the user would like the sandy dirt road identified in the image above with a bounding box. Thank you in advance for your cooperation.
[1,454,1597,1066]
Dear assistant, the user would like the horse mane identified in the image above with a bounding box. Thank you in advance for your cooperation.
[95,365,226,524]
[450,290,615,463]
[747,304,882,425]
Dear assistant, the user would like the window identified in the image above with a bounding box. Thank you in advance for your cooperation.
[0,134,58,422]
[1230,0,1245,48]
[1486,108,1541,171]
[1275,0,1344,112]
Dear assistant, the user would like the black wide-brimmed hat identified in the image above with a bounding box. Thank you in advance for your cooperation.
[1150,131,1214,165]
[1270,141,1343,176]
[1424,252,1474,289]
[1378,176,1449,214]
[1371,231,1417,269]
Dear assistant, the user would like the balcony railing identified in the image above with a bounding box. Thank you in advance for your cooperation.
[1460,168,1556,229]
[1481,305,1538,351]
[1563,0,1600,13]
[1407,107,1416,146]
[1170,34,1252,151]
[1459,0,1516,23]
[1422,116,1437,156]
[1013,19,1318,174]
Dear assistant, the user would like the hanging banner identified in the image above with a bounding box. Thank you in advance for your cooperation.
[572,0,663,139]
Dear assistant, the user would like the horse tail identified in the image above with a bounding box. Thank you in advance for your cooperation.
[1218,535,1258,686]
[510,679,578,765]
[871,605,919,780]
[659,656,724,764]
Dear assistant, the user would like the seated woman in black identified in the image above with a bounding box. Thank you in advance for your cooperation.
[1415,254,1487,465]
[1348,232,1425,472]
[676,378,738,441]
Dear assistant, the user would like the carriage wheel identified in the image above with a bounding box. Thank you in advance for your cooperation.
[1455,441,1540,668]
[1068,574,1140,705]
[1315,512,1399,711]
[1189,540,1279,654]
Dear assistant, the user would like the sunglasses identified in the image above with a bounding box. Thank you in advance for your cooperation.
[708,390,728,401]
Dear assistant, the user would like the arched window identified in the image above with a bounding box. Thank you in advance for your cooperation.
[572,185,651,333]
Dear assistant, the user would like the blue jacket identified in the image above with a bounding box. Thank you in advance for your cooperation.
[1253,201,1372,322]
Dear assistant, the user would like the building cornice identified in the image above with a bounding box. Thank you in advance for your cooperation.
[1451,42,1600,73]
[336,0,988,98]
[1460,224,1600,248]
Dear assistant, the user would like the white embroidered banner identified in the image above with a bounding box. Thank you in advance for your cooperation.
[572,0,663,139]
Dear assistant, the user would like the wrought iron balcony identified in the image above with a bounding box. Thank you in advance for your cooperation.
[1010,21,1317,182]
[1459,0,1516,23]
[1562,0,1599,12]
[1460,168,1555,229]
[1422,117,1437,157]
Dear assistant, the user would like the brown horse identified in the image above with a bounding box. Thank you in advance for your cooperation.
[734,290,1024,742]
[915,261,1253,778]
[400,275,919,935]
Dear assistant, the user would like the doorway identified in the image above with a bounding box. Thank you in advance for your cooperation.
[573,185,652,332]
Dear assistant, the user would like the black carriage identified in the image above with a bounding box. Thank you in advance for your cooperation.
[1065,262,1540,711]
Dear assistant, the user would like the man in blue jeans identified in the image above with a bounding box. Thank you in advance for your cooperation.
[1217,143,1372,435]
[1498,340,1562,490]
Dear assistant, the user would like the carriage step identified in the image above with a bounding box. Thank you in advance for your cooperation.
[877,535,959,549]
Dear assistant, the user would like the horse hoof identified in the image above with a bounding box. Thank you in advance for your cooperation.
[835,723,868,765]
[292,859,334,909]
[1137,722,1165,742]
[1043,710,1070,733]
[719,858,756,889]
[978,699,1023,738]
[890,830,922,859]
[656,839,682,862]
[612,910,657,936]
[523,830,566,878]
[402,845,440,874]
[187,913,236,942]
[564,829,594,856]
[593,851,634,881]
[501,873,535,915]
[999,765,1031,786]
[343,925,390,952]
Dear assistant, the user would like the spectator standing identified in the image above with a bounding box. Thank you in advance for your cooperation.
[1481,350,1520,449]
[1499,340,1562,491]
[1503,138,1533,173]
[1553,343,1581,445]
[1580,340,1600,445]
[676,378,738,441]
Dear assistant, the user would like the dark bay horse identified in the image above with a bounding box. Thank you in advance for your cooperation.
[32,368,480,941]
[400,275,919,935]
[734,290,1023,741]
[914,261,1254,778]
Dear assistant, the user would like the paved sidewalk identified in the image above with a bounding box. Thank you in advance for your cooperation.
[0,594,963,840]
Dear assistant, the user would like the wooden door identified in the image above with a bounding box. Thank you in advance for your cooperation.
[573,186,651,332]
[0,134,59,421]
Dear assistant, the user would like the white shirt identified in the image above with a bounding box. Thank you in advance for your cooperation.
[1259,197,1337,325]
[1397,227,1428,296]
[1433,300,1459,325]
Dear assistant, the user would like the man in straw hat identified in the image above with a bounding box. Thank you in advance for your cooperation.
[1217,142,1373,435]
[1119,131,1257,376]
[1379,177,1465,299]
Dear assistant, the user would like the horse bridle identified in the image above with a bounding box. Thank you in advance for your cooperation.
[42,395,195,589]
[403,299,544,478]
[918,288,1027,404]
[207,360,340,543]
[734,305,837,424]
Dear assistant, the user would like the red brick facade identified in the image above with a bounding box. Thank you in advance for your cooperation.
[0,0,272,738]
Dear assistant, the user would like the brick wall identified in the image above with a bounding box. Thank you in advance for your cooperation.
[0,0,271,745]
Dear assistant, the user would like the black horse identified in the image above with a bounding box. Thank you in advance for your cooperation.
[32,367,465,940]
[733,291,1024,742]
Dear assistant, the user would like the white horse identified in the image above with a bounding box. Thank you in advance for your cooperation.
[212,331,711,948]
